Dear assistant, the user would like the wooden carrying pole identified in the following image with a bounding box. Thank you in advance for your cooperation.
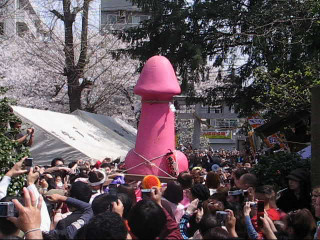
[124,173,177,184]
[311,86,320,187]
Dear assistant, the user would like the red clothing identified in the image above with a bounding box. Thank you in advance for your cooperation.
[266,208,281,221]
[158,208,183,239]
[251,208,280,221]
[251,208,280,239]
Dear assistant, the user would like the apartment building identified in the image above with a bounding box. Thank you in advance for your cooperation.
[0,0,41,38]
[100,0,149,32]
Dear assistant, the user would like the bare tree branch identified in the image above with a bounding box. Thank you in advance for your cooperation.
[50,10,65,22]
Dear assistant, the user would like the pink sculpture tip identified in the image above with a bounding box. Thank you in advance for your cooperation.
[134,56,181,100]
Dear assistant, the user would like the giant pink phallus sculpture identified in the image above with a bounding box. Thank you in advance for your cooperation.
[125,56,189,177]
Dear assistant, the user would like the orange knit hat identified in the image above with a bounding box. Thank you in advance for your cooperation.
[142,175,161,189]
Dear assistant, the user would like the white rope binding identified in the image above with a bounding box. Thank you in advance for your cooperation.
[123,149,176,179]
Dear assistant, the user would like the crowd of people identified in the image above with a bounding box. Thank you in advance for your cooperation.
[0,151,319,240]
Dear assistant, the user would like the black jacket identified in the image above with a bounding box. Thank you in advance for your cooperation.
[276,188,311,213]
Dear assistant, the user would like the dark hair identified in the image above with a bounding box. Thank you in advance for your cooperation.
[128,200,166,239]
[233,168,249,180]
[255,185,274,195]
[75,212,127,239]
[51,157,64,167]
[88,171,105,184]
[163,181,183,204]
[199,214,219,236]
[206,172,220,189]
[68,161,77,169]
[286,208,316,239]
[117,184,137,204]
[69,181,92,203]
[92,193,118,216]
[177,171,193,189]
[117,193,133,220]
[202,227,231,239]
[240,173,258,188]
[101,163,112,169]
[191,184,210,201]
[0,196,23,236]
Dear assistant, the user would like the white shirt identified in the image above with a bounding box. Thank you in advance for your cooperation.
[0,176,11,200]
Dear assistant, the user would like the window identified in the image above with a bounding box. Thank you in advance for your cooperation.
[140,15,150,22]
[16,22,28,36]
[212,107,223,114]
[130,15,150,24]
[17,0,23,9]
[0,22,4,35]
[131,16,140,24]
[107,15,118,24]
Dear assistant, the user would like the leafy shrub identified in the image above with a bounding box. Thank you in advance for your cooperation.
[0,90,29,195]
[251,151,310,191]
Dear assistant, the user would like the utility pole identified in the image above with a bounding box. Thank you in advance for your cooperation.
[311,86,320,187]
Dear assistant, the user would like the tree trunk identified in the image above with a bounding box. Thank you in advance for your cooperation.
[311,86,320,187]
[68,79,82,112]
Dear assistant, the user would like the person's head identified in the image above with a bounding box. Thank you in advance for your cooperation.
[92,193,118,215]
[51,157,64,167]
[100,163,112,175]
[76,212,127,239]
[311,185,320,209]
[69,181,92,203]
[88,170,107,191]
[0,196,23,238]
[128,200,166,239]
[191,184,210,201]
[255,185,274,204]
[204,198,224,215]
[191,167,203,184]
[244,162,251,168]
[285,208,316,239]
[117,193,133,220]
[163,181,183,205]
[239,173,257,190]
[177,171,193,190]
[102,157,112,164]
[286,168,310,193]
[9,120,22,129]
[232,168,248,188]
[202,227,231,239]
[206,172,220,189]
[198,214,219,236]
[117,184,137,204]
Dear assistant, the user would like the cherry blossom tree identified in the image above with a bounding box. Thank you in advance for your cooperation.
[0,32,140,123]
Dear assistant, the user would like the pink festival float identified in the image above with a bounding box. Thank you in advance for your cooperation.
[125,56,189,178]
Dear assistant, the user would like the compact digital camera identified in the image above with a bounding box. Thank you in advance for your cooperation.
[0,202,15,218]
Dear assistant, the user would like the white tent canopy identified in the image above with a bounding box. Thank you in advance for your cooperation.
[12,106,136,165]
[298,145,311,159]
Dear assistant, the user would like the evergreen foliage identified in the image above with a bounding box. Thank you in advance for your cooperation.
[251,152,310,190]
[121,0,320,119]
[0,89,28,195]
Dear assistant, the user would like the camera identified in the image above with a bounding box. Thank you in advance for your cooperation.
[141,189,153,200]
[216,211,229,225]
[228,190,243,196]
[24,158,33,167]
[23,158,33,171]
[248,201,257,208]
[0,202,15,218]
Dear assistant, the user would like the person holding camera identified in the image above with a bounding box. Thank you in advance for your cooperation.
[0,157,30,200]
[6,121,35,152]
